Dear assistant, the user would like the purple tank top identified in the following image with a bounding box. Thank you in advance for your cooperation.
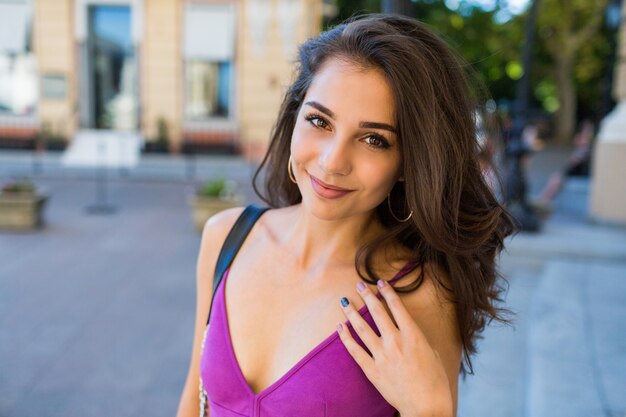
[200,260,418,417]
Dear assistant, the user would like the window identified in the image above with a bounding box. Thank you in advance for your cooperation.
[0,0,37,115]
[183,3,235,120]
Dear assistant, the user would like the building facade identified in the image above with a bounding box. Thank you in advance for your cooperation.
[590,0,626,224]
[0,0,323,159]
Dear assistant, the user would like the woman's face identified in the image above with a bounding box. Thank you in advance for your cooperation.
[290,58,402,221]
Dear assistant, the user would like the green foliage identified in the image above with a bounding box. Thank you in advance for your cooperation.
[1,179,35,193]
[577,22,617,117]
[155,117,170,148]
[330,1,527,102]
[36,120,66,144]
[197,178,226,197]
[196,178,237,198]
[328,0,616,121]
[534,79,560,112]
[413,1,527,102]
[324,0,381,28]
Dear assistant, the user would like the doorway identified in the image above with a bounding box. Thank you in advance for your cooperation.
[87,4,137,130]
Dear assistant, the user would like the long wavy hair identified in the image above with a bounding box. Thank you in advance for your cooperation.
[252,13,516,376]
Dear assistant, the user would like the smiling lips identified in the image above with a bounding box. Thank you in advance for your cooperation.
[309,175,354,199]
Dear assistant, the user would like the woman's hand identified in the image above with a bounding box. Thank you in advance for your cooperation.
[337,280,453,417]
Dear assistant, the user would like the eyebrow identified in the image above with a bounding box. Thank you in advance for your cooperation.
[304,101,397,134]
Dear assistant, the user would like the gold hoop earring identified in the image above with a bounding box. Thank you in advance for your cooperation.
[288,155,297,184]
[387,192,413,222]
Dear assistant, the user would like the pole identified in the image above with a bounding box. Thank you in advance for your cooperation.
[505,0,541,231]
[381,0,412,15]
[600,0,623,118]
[381,0,396,14]
[86,136,116,214]
[514,0,540,133]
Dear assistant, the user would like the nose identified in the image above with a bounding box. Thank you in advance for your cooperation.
[318,135,352,176]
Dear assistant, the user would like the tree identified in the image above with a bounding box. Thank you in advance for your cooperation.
[324,0,380,28]
[536,0,609,144]
[411,2,526,104]
[327,0,617,139]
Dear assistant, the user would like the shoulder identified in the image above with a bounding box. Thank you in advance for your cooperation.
[200,206,248,248]
[197,204,280,278]
[407,262,460,355]
[196,206,248,287]
[397,262,462,394]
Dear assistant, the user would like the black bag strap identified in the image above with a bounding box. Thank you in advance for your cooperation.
[206,204,270,325]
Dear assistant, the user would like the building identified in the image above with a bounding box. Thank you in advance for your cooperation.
[0,0,323,159]
[591,0,626,225]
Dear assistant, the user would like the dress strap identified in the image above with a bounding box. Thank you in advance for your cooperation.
[206,204,270,325]
[374,259,419,300]
[388,259,419,286]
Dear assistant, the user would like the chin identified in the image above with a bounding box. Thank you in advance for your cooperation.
[301,193,379,223]
[299,194,348,220]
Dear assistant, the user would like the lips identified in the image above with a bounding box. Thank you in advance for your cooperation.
[310,175,352,191]
[309,174,354,199]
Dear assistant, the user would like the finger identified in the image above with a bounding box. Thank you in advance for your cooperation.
[336,322,374,371]
[356,281,398,337]
[340,297,382,352]
[376,280,422,336]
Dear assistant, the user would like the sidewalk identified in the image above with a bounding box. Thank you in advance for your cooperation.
[458,147,626,417]
[0,150,263,417]
[0,149,261,186]
[0,147,624,417]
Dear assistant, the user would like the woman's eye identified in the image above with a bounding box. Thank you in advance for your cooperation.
[304,114,391,150]
[364,135,391,149]
[305,114,329,129]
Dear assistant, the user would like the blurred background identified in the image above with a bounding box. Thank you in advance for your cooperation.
[0,1,624,416]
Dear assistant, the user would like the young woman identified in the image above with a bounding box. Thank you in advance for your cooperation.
[176,14,515,417]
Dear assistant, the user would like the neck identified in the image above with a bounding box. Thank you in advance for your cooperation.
[280,203,386,272]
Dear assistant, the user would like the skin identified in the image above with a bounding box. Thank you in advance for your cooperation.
[176,58,461,417]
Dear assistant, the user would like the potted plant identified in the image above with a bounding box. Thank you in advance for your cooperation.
[190,178,243,232]
[0,179,49,230]
[144,117,170,153]
[36,120,67,151]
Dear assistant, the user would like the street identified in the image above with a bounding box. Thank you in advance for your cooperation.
[0,148,624,417]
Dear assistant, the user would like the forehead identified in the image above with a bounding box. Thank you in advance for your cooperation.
[303,58,396,125]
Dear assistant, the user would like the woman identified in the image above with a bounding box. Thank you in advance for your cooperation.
[177,14,515,417]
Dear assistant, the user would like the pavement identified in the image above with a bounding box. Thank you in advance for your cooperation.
[0,146,624,417]
[458,146,626,417]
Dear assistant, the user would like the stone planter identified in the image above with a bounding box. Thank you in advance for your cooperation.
[0,191,49,230]
[190,195,243,232]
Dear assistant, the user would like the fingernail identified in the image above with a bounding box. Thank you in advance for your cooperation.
[356,282,366,292]
[336,323,343,333]
[377,280,385,289]
[340,297,349,308]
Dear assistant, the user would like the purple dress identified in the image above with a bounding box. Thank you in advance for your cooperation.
[200,261,418,417]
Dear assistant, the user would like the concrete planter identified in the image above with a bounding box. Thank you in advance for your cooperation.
[190,195,243,232]
[0,192,49,230]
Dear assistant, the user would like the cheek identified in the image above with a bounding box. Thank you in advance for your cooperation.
[355,158,400,193]
[290,120,319,161]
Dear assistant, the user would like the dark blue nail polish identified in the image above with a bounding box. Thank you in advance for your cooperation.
[340,297,349,308]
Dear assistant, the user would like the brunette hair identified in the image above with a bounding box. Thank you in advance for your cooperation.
[252,13,516,376]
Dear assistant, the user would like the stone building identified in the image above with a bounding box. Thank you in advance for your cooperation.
[592,0,626,224]
[0,0,323,159]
